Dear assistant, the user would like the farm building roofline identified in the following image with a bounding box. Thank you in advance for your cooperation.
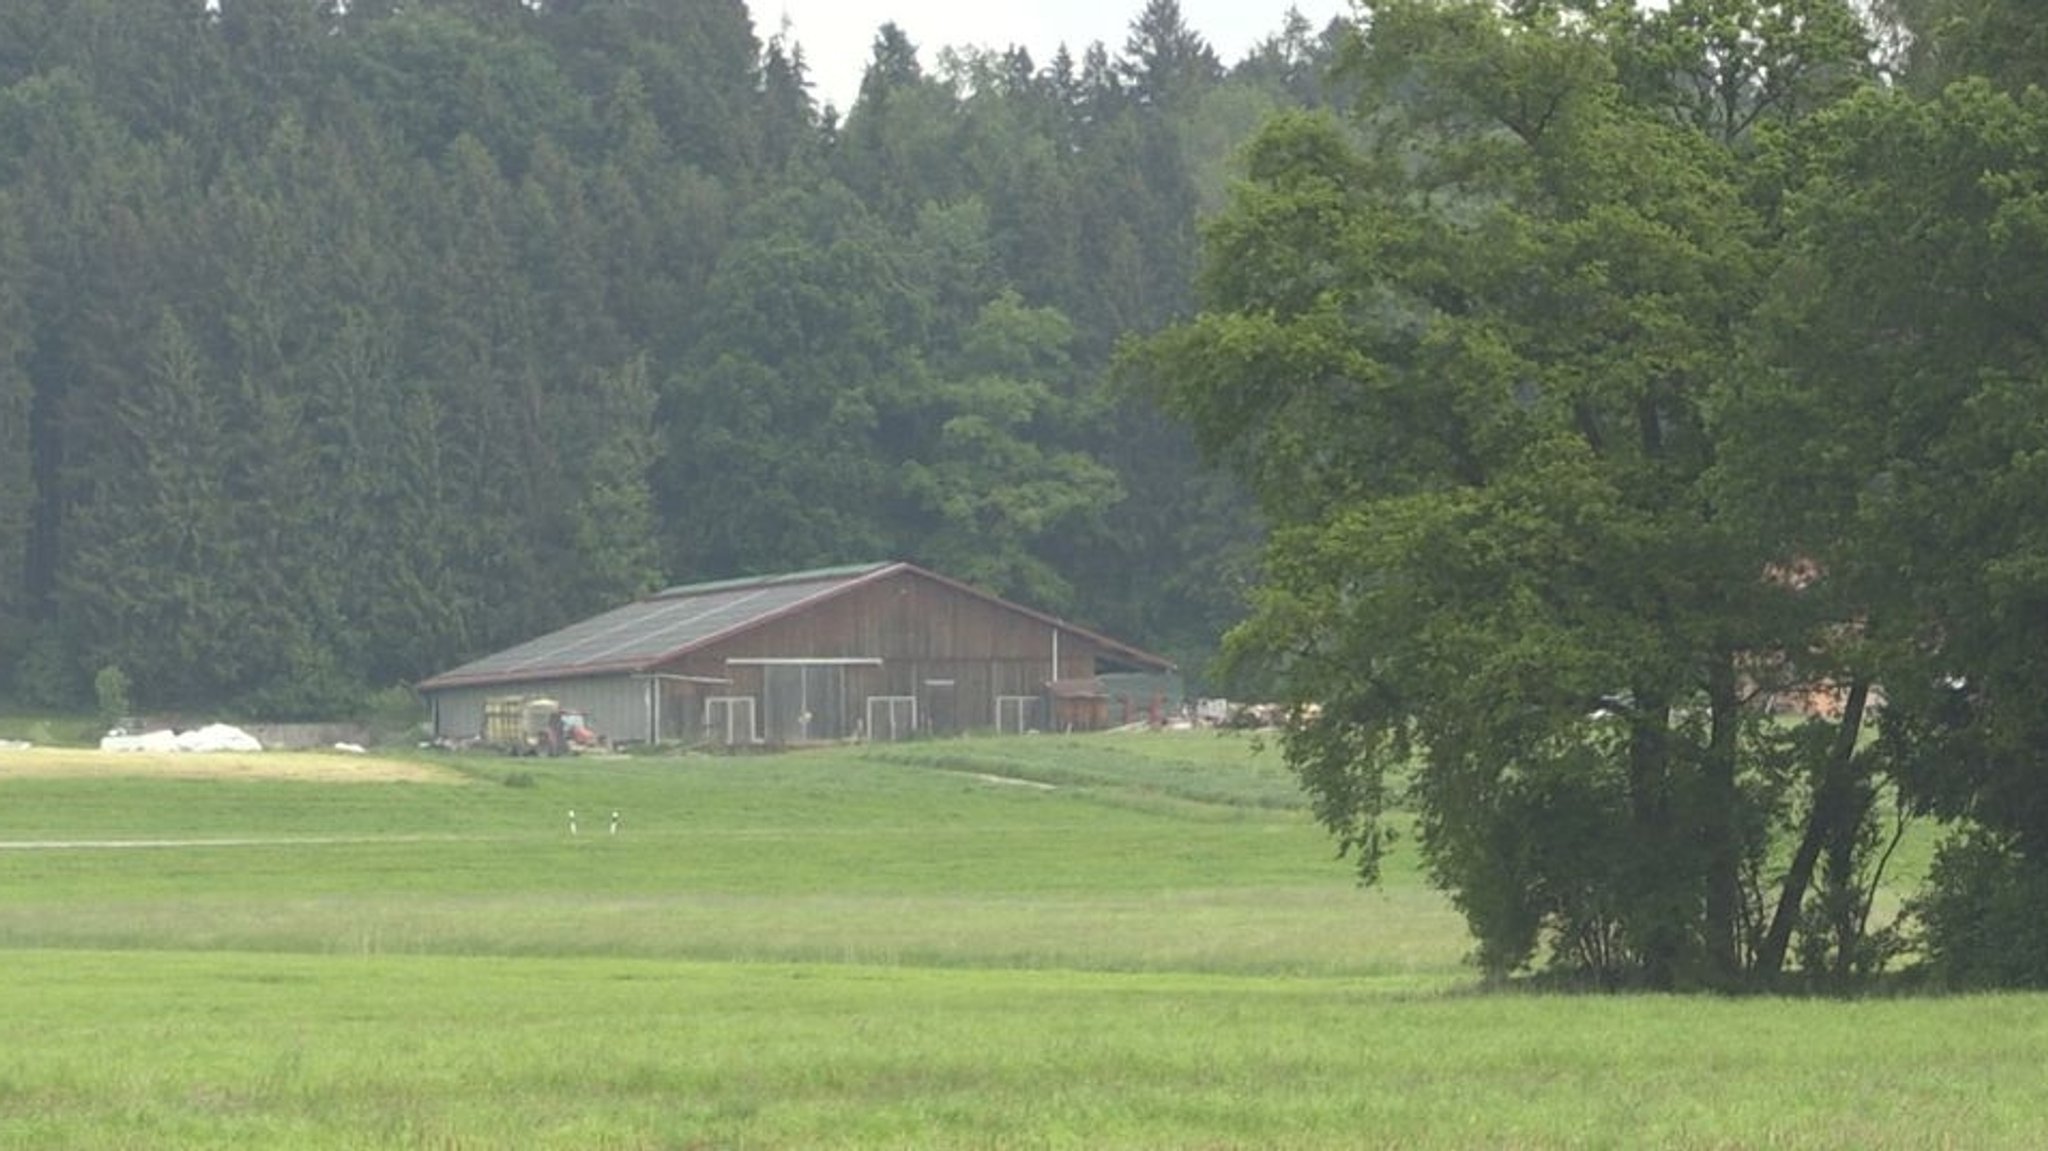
[892,563,1176,673]
[645,562,897,601]
[416,560,1174,693]
[415,660,652,692]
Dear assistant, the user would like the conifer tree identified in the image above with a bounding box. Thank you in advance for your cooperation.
[0,196,30,687]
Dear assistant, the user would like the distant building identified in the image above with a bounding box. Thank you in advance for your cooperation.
[417,562,1177,747]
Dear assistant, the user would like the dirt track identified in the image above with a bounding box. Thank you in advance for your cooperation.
[0,746,461,783]
[0,834,471,850]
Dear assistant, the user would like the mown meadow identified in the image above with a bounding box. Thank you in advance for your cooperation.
[1,733,2043,1148]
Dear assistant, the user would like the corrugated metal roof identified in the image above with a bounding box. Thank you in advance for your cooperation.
[417,560,1175,692]
[418,563,899,690]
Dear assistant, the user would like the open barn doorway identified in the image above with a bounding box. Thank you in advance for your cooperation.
[731,658,881,743]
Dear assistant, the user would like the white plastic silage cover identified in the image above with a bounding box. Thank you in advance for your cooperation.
[100,729,180,752]
[175,724,264,752]
[100,724,263,753]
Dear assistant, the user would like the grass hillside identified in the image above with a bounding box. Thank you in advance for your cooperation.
[0,733,1452,976]
[1,733,2039,1149]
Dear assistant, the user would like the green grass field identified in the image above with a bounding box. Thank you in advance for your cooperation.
[2,733,2041,1148]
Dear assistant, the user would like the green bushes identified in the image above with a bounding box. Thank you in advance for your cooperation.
[1913,831,2048,990]
[357,685,427,743]
[92,665,131,728]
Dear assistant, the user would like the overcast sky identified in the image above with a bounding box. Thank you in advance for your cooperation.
[763,1,1359,111]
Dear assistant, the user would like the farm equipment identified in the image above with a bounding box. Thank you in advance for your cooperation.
[482,696,602,756]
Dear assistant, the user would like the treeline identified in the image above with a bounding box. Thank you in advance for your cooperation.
[0,0,1345,715]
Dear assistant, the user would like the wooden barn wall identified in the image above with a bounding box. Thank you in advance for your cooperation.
[650,569,1119,742]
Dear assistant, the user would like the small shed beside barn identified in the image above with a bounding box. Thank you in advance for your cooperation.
[417,562,1177,747]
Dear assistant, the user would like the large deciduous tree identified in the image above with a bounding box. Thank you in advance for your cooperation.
[1872,0,2048,93]
[1744,77,2048,986]
[1143,0,1878,989]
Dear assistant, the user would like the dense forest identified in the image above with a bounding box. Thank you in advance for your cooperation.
[0,0,1349,715]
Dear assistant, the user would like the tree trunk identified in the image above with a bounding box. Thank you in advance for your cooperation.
[1823,775,1877,987]
[1703,654,1743,987]
[1755,678,1871,983]
[1628,691,1681,989]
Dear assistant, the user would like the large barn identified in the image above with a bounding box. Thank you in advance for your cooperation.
[417,562,1178,747]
